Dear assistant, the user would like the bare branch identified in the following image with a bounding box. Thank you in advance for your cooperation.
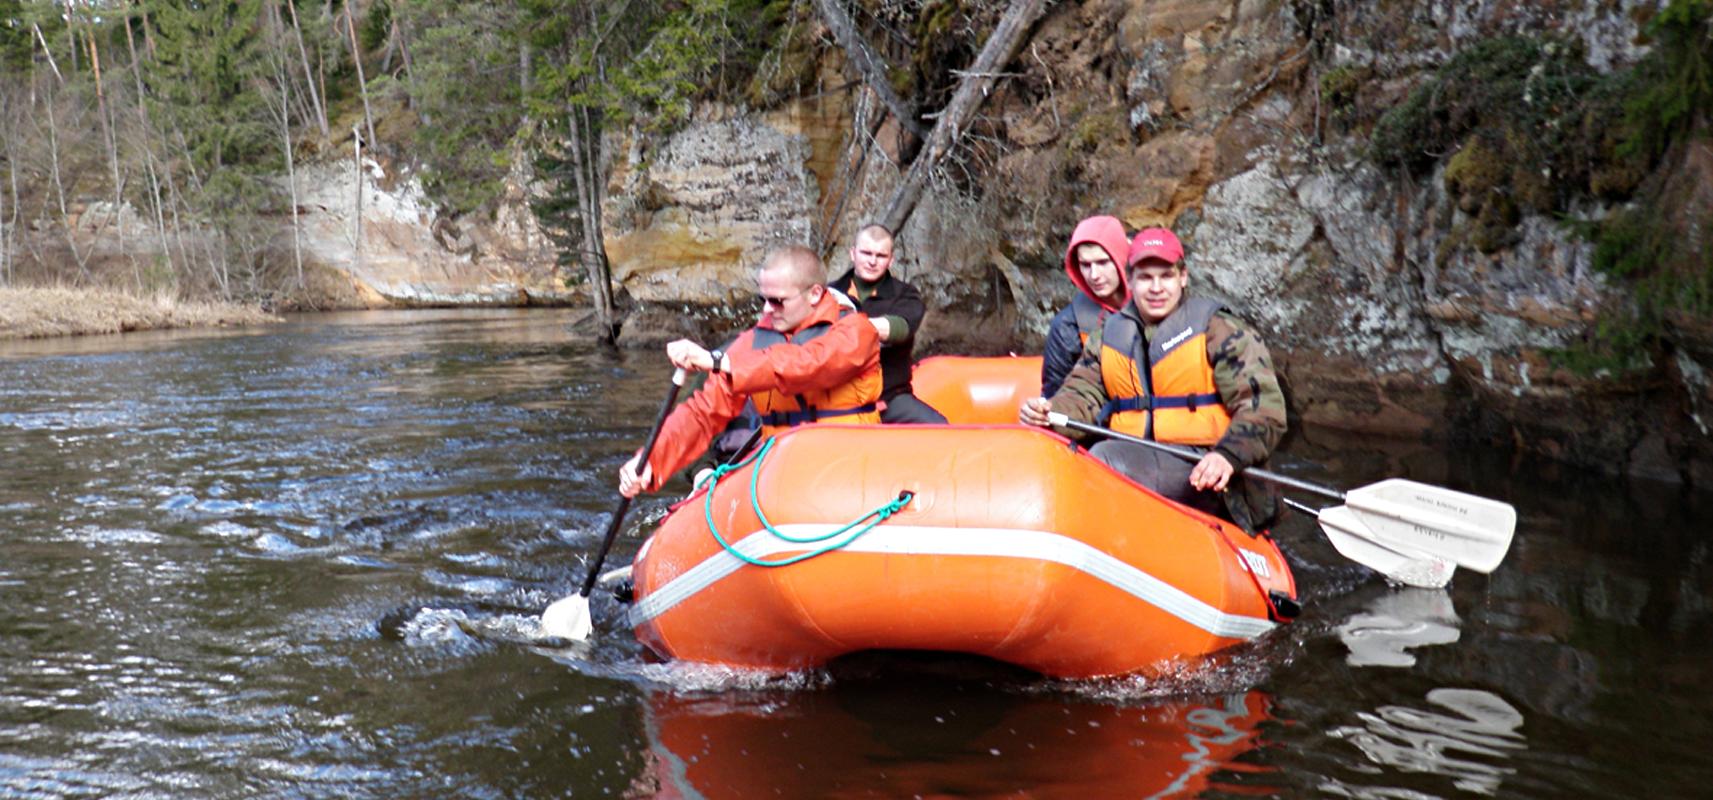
[812,0,926,139]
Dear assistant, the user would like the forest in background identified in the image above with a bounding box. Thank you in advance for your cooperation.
[0,0,805,316]
[0,0,1709,362]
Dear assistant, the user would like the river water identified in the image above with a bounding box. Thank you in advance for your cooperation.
[1,309,1708,798]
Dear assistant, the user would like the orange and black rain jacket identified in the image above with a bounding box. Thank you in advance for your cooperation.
[639,292,882,492]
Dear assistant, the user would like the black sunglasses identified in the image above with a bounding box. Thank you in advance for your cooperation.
[759,290,804,310]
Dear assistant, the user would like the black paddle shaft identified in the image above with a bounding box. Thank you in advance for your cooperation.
[1054,416,1345,502]
[577,371,685,599]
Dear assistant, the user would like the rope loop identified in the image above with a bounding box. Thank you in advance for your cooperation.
[701,438,913,567]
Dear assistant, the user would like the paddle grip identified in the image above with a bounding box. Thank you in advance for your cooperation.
[578,368,688,599]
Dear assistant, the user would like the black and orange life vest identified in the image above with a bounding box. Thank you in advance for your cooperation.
[1071,292,1106,349]
[1097,297,1232,445]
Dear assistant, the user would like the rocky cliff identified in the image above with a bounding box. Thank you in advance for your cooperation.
[24,1,1703,484]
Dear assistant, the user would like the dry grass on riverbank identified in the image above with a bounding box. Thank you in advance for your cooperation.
[0,286,282,340]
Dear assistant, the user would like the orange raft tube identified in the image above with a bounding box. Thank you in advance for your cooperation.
[911,354,1043,424]
[627,424,1298,679]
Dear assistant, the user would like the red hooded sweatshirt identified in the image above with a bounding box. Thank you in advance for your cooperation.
[1042,215,1132,396]
[1063,215,1130,313]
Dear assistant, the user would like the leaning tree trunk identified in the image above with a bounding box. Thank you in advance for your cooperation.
[285,0,331,140]
[568,104,617,343]
[812,0,925,141]
[344,2,378,153]
[879,0,1048,235]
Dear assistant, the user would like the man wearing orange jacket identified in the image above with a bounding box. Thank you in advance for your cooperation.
[619,245,883,498]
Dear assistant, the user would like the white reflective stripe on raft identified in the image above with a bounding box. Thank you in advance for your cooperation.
[626,525,1276,640]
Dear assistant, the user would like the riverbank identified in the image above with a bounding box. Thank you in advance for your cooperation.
[0,287,282,340]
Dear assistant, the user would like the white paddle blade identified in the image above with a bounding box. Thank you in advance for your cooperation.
[1344,479,1517,573]
[1319,505,1457,588]
[540,594,593,641]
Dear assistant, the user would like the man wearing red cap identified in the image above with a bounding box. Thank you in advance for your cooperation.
[1020,228,1287,530]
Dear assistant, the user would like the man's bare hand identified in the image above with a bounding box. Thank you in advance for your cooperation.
[618,453,653,498]
[1189,451,1235,492]
[665,339,717,372]
[1019,396,1053,427]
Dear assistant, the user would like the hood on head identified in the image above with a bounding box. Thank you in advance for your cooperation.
[1063,215,1129,312]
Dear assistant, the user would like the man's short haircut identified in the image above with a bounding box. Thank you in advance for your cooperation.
[855,223,895,248]
[763,245,826,289]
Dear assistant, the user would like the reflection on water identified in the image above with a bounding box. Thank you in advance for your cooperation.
[636,676,1276,799]
[1339,588,1461,668]
[1325,688,1526,797]
[4,309,1713,797]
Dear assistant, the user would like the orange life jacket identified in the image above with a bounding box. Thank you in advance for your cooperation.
[1097,298,1232,446]
[745,309,882,437]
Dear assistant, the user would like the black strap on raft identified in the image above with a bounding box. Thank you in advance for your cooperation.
[1268,591,1302,622]
[757,402,879,428]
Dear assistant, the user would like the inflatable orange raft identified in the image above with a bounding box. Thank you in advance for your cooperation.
[627,368,1299,677]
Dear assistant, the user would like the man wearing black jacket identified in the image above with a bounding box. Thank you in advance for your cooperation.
[830,224,948,424]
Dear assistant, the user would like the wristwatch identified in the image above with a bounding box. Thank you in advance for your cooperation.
[708,348,725,373]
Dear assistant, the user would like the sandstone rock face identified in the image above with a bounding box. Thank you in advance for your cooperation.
[604,112,822,305]
[289,159,569,306]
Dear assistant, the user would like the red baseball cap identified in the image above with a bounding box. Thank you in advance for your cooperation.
[1127,228,1184,268]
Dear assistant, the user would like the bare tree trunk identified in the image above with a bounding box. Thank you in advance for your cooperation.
[43,87,94,284]
[393,16,415,106]
[160,163,193,293]
[352,124,364,280]
[0,97,10,286]
[0,85,13,286]
[141,6,157,58]
[879,0,1048,235]
[284,0,330,139]
[567,104,616,342]
[65,15,78,72]
[519,41,531,98]
[817,90,888,256]
[811,0,925,140]
[166,127,213,293]
[266,38,306,293]
[123,7,175,285]
[345,3,378,154]
[31,23,64,84]
[84,24,135,288]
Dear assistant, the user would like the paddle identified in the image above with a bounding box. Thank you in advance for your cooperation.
[541,367,687,641]
[1044,413,1516,587]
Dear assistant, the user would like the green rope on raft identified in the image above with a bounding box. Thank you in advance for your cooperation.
[697,437,914,567]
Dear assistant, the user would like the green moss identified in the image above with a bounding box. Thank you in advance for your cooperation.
[1319,65,1367,110]
[1065,105,1125,153]
[1444,136,1505,212]
[1367,0,1713,374]
[1318,65,1372,132]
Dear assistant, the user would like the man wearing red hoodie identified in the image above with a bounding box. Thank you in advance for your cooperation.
[1040,215,1130,396]
[619,245,883,498]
